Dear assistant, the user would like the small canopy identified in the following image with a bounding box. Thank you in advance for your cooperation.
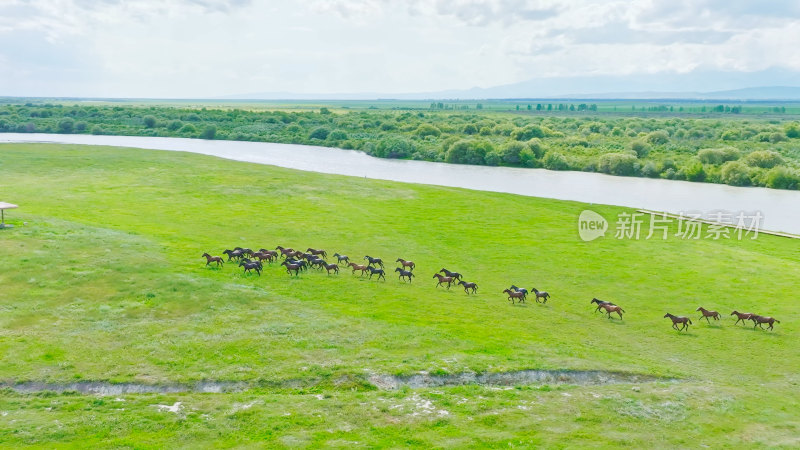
[0,202,18,228]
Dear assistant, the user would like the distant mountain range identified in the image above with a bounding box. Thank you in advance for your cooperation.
[223,68,800,101]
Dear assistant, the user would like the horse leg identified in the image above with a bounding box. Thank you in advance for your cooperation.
[705,316,710,324]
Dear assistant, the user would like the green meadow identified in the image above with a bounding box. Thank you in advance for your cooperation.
[0,143,797,447]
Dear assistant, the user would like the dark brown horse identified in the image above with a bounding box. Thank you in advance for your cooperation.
[600,303,625,319]
[664,313,691,331]
[281,260,302,276]
[307,248,327,258]
[252,251,275,263]
[531,287,550,304]
[433,273,455,289]
[323,262,339,275]
[750,315,780,331]
[258,249,278,258]
[239,260,262,276]
[696,307,720,323]
[348,262,369,276]
[503,289,526,304]
[458,281,478,294]
[276,246,295,258]
[396,258,415,271]
[730,310,754,325]
[223,249,243,261]
[202,253,224,266]
[395,267,414,282]
[439,268,463,281]
[333,253,349,265]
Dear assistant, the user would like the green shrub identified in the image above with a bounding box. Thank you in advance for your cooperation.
[167,120,183,131]
[143,115,157,128]
[309,127,330,140]
[628,140,650,158]
[511,124,546,141]
[542,151,569,170]
[328,129,348,140]
[743,150,784,168]
[180,123,197,134]
[58,117,74,133]
[416,124,441,138]
[445,140,492,165]
[786,122,800,139]
[765,166,800,190]
[375,137,414,159]
[697,147,739,165]
[201,125,216,140]
[720,161,751,186]
[680,160,706,182]
[641,162,659,178]
[598,153,639,176]
[498,141,526,165]
[647,130,669,145]
[527,138,545,158]
[91,125,103,135]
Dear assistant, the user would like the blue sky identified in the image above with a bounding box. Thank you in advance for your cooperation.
[1,0,799,97]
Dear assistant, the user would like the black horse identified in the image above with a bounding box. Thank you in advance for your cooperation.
[531,287,550,303]
[333,253,350,265]
[223,249,243,261]
[368,267,386,280]
[309,258,326,270]
[395,267,414,282]
[285,259,308,271]
[439,268,463,281]
[509,285,528,298]
[458,281,478,294]
[281,260,302,276]
[239,260,262,276]
[364,256,385,268]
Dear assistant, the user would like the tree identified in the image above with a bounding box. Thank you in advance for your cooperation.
[720,161,751,186]
[167,120,183,131]
[765,167,800,190]
[201,125,216,139]
[309,127,330,140]
[697,147,739,165]
[58,117,75,133]
[598,153,639,176]
[143,115,157,128]
[511,124,546,141]
[628,140,650,158]
[646,130,669,145]
[542,151,569,170]
[375,137,414,159]
[445,140,490,165]
[416,124,441,138]
[743,150,784,169]
[328,129,348,140]
[785,122,800,139]
[463,123,478,135]
[498,141,526,165]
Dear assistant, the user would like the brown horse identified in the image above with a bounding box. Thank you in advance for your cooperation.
[307,248,327,258]
[433,273,455,289]
[348,262,369,276]
[323,262,339,275]
[202,253,224,266]
[503,289,526,304]
[259,249,278,258]
[696,307,721,324]
[750,315,780,331]
[591,298,616,313]
[276,246,295,258]
[730,310,754,325]
[396,258,415,271]
[599,303,625,319]
[252,251,275,263]
[664,313,691,331]
[458,281,478,294]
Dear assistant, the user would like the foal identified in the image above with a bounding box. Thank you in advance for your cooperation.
[664,313,692,331]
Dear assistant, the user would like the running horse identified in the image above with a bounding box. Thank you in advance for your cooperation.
[696,307,721,324]
[750,315,780,331]
[281,260,302,276]
[591,298,616,313]
[531,287,550,304]
[395,267,414,282]
[396,258,415,271]
[202,253,224,266]
[730,310,754,325]
[322,262,340,275]
[223,249,243,261]
[364,256,385,268]
[439,268,463,281]
[275,246,295,259]
[307,248,327,258]
[367,267,386,281]
[333,253,350,265]
[433,273,455,289]
[599,303,625,319]
[503,289,526,304]
[458,281,478,294]
[348,262,370,276]
[664,313,691,331]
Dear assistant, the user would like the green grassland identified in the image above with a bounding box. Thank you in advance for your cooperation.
[0,143,798,447]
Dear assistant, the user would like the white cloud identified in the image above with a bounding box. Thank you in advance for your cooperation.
[0,0,798,97]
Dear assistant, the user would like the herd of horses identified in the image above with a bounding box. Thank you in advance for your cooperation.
[202,247,781,332]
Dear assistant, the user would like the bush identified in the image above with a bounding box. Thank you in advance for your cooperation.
[647,130,669,145]
[598,153,639,176]
[628,140,650,158]
[527,138,545,158]
[167,120,183,131]
[180,123,197,134]
[720,129,740,141]
[285,124,303,133]
[462,124,478,135]
[416,124,441,138]
[498,141,526,165]
[309,127,330,140]
[375,137,414,159]
[511,124,546,141]
[743,150,784,168]
[697,147,739,165]
[680,160,706,182]
[58,117,74,133]
[770,132,787,143]
[143,115,157,128]
[75,121,87,132]
[786,122,800,139]
[445,140,490,165]
[201,125,216,139]
[720,161,751,186]
[765,166,800,190]
[484,151,502,166]
[542,151,569,170]
[641,161,659,178]
[328,129,348,141]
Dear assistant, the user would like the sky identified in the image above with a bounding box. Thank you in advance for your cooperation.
[1,0,799,98]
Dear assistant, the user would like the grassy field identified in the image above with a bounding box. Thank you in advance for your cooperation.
[0,143,798,447]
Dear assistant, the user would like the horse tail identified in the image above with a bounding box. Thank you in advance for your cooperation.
[688,319,693,324]
[776,319,781,323]
[620,308,626,313]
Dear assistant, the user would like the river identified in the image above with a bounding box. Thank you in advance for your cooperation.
[2,133,799,235]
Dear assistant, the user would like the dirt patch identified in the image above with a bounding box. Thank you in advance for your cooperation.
[1,381,246,395]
